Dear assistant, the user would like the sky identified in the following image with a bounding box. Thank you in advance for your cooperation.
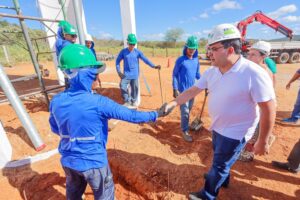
[1,0,300,41]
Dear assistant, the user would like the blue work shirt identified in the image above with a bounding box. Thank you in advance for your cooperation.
[49,68,158,171]
[55,27,73,59]
[116,48,155,79]
[172,47,201,93]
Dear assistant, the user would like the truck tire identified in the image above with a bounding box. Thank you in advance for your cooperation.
[277,52,289,64]
[288,52,300,64]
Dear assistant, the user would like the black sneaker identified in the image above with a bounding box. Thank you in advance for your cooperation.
[182,131,193,142]
[189,191,203,200]
[203,173,229,188]
[272,161,299,173]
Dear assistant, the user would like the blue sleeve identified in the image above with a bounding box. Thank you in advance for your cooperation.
[49,102,59,135]
[98,96,158,123]
[196,61,201,80]
[172,58,181,90]
[116,50,124,73]
[138,50,155,67]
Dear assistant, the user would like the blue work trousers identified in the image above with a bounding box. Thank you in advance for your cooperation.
[63,165,114,200]
[180,98,194,132]
[200,131,246,200]
[120,78,138,103]
[291,88,300,119]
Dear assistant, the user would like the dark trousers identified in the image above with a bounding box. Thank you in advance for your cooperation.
[200,131,246,200]
[63,165,114,200]
[288,138,300,171]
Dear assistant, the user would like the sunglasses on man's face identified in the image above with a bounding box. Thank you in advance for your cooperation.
[66,34,77,38]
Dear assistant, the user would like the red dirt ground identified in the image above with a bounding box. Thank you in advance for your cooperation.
[0,57,299,200]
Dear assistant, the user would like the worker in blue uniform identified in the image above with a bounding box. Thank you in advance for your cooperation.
[172,36,201,142]
[49,44,167,200]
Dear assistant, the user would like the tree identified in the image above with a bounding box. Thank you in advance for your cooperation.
[164,28,184,47]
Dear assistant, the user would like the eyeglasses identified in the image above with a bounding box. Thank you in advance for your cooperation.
[128,43,136,46]
[207,45,224,52]
[71,35,78,38]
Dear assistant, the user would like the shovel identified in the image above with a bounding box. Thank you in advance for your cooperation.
[190,89,208,131]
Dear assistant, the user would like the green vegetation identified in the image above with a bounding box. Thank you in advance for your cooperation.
[0,20,52,66]
[0,20,207,66]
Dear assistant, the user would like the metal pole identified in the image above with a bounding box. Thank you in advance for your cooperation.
[73,0,85,44]
[12,0,50,107]
[158,69,164,104]
[2,45,10,64]
[0,12,60,22]
[0,64,45,151]
[58,0,67,20]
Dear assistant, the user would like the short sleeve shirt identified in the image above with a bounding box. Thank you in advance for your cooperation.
[195,57,275,141]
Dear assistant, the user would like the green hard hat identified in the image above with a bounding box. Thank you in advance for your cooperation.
[186,36,199,49]
[62,22,77,35]
[127,33,137,44]
[59,44,104,70]
[58,20,69,27]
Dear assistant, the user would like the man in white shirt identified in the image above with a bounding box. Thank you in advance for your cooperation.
[164,24,276,200]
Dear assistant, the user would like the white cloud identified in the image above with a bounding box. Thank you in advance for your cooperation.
[98,31,113,39]
[202,29,212,34]
[268,4,297,19]
[213,0,242,11]
[281,15,300,23]
[193,31,203,37]
[199,12,209,18]
[141,33,165,41]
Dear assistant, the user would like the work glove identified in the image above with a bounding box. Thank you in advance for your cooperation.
[173,89,179,98]
[117,71,125,79]
[157,103,175,117]
[154,65,161,70]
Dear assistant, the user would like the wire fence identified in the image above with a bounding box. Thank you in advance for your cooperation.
[0,44,206,67]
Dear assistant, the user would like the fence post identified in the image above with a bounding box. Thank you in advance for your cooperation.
[152,46,154,57]
[166,48,168,57]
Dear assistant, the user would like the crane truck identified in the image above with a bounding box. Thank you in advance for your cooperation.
[237,11,300,64]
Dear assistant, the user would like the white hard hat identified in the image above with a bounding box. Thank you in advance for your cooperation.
[85,33,93,42]
[207,23,241,45]
[250,41,271,56]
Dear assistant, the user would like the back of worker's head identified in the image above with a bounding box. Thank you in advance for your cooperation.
[59,44,105,77]
[59,44,106,91]
[208,23,242,54]
[250,41,271,56]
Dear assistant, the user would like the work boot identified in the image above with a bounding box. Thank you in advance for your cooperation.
[182,131,193,142]
[123,102,135,109]
[272,161,299,173]
[123,102,132,107]
[189,191,203,200]
[203,173,229,188]
[131,101,139,108]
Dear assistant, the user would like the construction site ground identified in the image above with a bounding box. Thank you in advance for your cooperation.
[0,57,299,200]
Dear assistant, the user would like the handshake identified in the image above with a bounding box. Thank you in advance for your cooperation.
[156,102,176,118]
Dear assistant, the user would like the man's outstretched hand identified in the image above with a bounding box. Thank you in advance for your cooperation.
[154,65,161,70]
[157,102,176,117]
